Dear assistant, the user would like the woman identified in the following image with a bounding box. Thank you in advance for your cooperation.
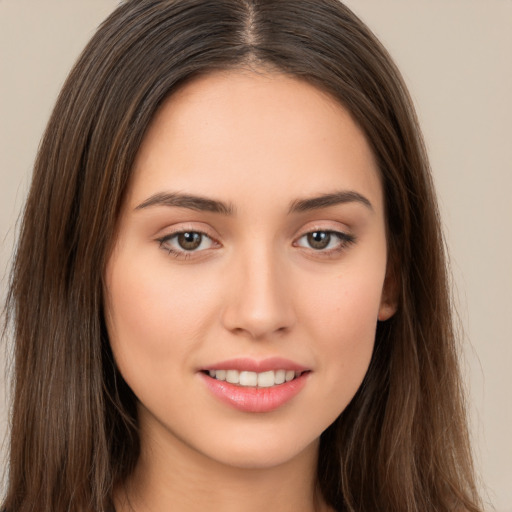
[3,0,483,511]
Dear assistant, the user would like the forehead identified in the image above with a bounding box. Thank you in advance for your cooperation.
[128,69,382,213]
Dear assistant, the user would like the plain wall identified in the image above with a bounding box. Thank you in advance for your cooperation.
[1,1,511,510]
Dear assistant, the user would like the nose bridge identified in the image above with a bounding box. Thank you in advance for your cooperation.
[221,240,295,339]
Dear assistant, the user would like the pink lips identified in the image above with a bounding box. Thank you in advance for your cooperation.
[200,357,310,413]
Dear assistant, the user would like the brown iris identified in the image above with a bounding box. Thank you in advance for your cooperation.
[307,231,331,250]
[177,232,202,251]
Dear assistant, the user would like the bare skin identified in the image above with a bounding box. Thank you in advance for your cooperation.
[116,435,329,512]
[106,69,395,512]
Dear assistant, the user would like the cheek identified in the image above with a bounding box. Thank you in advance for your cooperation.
[300,255,385,337]
[107,247,218,335]
[104,252,218,392]
[296,259,386,404]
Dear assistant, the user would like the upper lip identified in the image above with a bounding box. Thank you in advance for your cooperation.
[201,357,310,373]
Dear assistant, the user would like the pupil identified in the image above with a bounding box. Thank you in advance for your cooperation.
[308,231,330,250]
[178,232,202,250]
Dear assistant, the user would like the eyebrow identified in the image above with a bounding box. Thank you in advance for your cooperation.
[135,189,373,215]
[288,191,373,213]
[135,192,235,215]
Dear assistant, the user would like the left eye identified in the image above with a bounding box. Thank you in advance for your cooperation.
[159,231,215,254]
[295,230,354,251]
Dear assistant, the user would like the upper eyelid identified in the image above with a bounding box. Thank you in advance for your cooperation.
[159,228,211,238]
[154,221,355,245]
[294,224,353,238]
[294,229,355,243]
[158,230,219,246]
[155,223,219,240]
[295,218,352,231]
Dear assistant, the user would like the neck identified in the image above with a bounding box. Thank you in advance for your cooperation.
[115,429,332,512]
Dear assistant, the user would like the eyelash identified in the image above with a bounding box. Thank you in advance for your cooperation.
[157,230,218,259]
[157,228,356,260]
[293,230,356,256]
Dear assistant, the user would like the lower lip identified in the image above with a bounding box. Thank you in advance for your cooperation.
[200,372,309,413]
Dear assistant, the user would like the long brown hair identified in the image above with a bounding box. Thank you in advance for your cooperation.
[3,1,482,511]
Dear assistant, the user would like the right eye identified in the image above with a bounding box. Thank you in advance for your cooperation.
[158,231,217,257]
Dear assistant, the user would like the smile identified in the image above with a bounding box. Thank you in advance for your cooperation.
[200,359,311,413]
[206,369,303,388]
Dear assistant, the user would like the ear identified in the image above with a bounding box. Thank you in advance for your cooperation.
[378,263,399,321]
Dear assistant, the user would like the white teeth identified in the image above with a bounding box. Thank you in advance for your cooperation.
[239,371,258,386]
[274,369,285,385]
[226,370,239,384]
[207,369,304,387]
[257,370,275,388]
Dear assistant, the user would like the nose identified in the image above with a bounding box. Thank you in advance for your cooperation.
[221,246,296,340]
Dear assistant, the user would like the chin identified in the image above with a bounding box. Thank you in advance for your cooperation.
[203,436,321,471]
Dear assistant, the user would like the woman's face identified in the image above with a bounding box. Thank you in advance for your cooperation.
[105,70,395,470]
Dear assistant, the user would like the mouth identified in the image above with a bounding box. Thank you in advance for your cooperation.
[199,359,311,413]
[202,369,307,388]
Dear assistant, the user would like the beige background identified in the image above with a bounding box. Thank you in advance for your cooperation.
[1,1,511,510]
